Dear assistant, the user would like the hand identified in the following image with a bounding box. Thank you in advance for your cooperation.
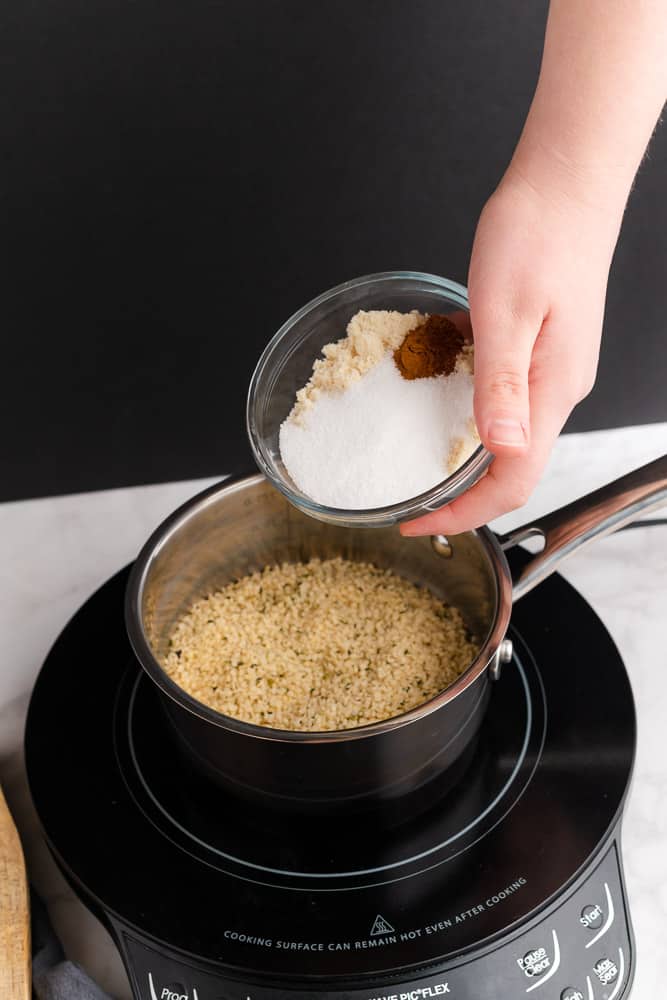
[402,165,622,536]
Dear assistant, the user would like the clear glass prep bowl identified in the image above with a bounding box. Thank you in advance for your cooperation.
[246,271,493,528]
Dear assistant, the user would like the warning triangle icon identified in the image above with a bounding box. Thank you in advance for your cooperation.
[370,914,395,936]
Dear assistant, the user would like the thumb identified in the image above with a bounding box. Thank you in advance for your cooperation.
[471,305,540,456]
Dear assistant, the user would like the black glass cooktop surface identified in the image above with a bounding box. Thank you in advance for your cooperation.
[25,562,635,980]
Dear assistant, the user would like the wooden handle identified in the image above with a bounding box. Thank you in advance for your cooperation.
[0,786,31,1000]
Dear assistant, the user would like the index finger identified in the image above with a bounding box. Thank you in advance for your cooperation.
[400,455,534,535]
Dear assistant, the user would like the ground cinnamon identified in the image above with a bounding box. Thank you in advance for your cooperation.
[394,314,464,380]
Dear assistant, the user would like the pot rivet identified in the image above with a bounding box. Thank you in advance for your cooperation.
[499,639,514,664]
[431,534,453,558]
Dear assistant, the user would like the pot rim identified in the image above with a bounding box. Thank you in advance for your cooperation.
[125,474,514,744]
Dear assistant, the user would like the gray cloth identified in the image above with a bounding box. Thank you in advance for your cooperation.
[33,961,113,1000]
[31,890,113,999]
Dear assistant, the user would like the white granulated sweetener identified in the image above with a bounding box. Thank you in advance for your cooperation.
[279,310,479,509]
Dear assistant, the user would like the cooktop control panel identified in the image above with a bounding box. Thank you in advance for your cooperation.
[118,842,632,1000]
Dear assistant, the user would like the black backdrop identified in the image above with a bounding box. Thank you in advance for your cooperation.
[3,0,666,502]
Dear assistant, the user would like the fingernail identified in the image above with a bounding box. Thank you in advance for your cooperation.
[487,418,528,447]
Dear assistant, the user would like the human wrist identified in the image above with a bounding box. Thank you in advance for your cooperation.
[494,136,628,260]
[507,131,631,223]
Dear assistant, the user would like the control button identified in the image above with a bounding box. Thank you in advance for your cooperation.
[521,929,561,993]
[147,974,198,1000]
[561,989,585,1000]
[593,957,619,986]
[518,946,551,978]
[160,987,189,1000]
[584,883,615,949]
[580,903,604,930]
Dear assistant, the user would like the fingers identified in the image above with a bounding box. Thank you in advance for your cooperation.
[401,370,572,537]
[444,309,473,342]
[401,461,532,536]
[471,299,543,457]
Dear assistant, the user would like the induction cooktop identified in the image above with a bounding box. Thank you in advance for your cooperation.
[25,560,636,1000]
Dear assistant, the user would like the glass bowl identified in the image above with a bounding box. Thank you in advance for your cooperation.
[246,271,493,528]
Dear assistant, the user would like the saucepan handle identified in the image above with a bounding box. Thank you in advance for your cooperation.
[499,454,667,602]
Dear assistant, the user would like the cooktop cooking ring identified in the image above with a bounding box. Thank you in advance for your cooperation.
[122,651,542,884]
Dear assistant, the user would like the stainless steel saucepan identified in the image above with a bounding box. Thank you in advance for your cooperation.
[125,455,667,813]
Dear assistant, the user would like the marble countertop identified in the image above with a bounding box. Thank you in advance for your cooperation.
[1,423,666,999]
